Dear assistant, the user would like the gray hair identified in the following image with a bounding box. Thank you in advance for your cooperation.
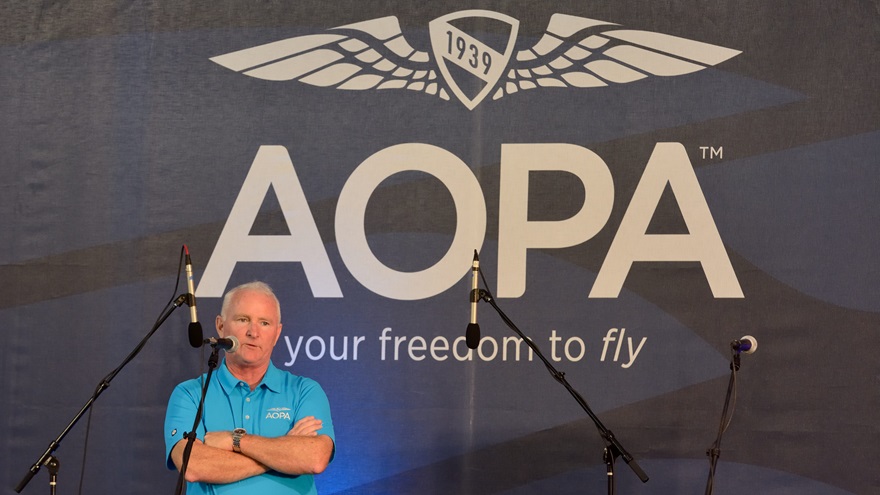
[220,281,281,323]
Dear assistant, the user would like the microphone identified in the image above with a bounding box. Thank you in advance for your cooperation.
[730,335,758,354]
[204,335,240,353]
[184,245,203,348]
[466,250,481,350]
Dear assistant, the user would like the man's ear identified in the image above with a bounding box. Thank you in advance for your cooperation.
[216,315,225,337]
[272,324,283,346]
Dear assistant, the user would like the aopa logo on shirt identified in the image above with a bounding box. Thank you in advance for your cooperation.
[210,10,741,110]
[266,407,292,420]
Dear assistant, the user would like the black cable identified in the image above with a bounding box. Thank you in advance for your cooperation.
[77,409,92,495]
[73,247,187,495]
[474,259,648,486]
[476,266,562,378]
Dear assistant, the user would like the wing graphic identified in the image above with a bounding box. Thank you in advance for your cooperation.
[210,17,450,100]
[491,13,742,102]
[210,12,742,109]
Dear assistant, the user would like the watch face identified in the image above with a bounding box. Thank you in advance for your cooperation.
[233,428,246,435]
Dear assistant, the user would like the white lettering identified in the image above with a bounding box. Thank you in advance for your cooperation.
[380,327,392,361]
[477,337,498,361]
[408,336,427,361]
[549,329,563,362]
[430,336,449,361]
[591,143,743,298]
[502,336,533,361]
[265,411,292,420]
[498,144,614,297]
[600,328,618,362]
[335,143,486,300]
[203,143,739,301]
[198,146,342,298]
[452,336,473,361]
[306,336,326,360]
[564,336,586,362]
[283,334,363,365]
[622,337,647,369]
[283,335,303,367]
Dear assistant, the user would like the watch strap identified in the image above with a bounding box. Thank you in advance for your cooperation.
[232,428,246,453]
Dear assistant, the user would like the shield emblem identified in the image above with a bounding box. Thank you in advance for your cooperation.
[429,10,519,110]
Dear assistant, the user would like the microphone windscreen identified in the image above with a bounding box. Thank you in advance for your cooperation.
[188,322,204,348]
[466,323,480,350]
[227,335,241,353]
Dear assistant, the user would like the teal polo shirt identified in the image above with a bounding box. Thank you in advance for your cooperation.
[164,359,335,495]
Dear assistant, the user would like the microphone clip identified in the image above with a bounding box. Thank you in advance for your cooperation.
[470,288,489,304]
[173,294,189,308]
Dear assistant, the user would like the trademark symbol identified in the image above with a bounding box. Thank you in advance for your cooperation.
[699,146,723,160]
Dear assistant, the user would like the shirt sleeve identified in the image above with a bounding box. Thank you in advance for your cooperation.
[163,379,205,470]
[294,377,336,462]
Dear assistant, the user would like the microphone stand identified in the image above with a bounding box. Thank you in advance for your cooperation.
[174,343,222,495]
[45,457,58,495]
[475,288,649,494]
[704,349,743,495]
[15,294,192,494]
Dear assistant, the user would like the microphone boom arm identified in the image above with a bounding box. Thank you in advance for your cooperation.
[475,288,650,487]
[14,294,190,493]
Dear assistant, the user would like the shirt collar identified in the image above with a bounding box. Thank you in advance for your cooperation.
[217,358,283,394]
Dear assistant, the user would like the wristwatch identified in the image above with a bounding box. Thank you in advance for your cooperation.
[232,428,246,453]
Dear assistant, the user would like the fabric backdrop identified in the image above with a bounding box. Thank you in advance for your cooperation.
[1,1,878,494]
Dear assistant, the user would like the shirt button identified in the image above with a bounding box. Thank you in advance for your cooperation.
[246,398,251,402]
[245,415,250,420]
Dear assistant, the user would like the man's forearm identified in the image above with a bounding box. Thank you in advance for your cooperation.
[237,433,334,475]
[171,439,268,484]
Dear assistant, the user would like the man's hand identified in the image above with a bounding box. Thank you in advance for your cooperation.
[204,430,234,451]
[287,416,323,437]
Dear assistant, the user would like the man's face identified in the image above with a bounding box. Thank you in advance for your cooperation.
[216,289,282,369]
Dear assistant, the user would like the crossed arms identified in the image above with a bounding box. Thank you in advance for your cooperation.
[170,416,334,484]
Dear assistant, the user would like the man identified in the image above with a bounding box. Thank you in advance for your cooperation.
[164,281,335,494]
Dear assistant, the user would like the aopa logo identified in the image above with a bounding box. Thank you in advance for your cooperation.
[210,10,741,110]
[266,407,292,420]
